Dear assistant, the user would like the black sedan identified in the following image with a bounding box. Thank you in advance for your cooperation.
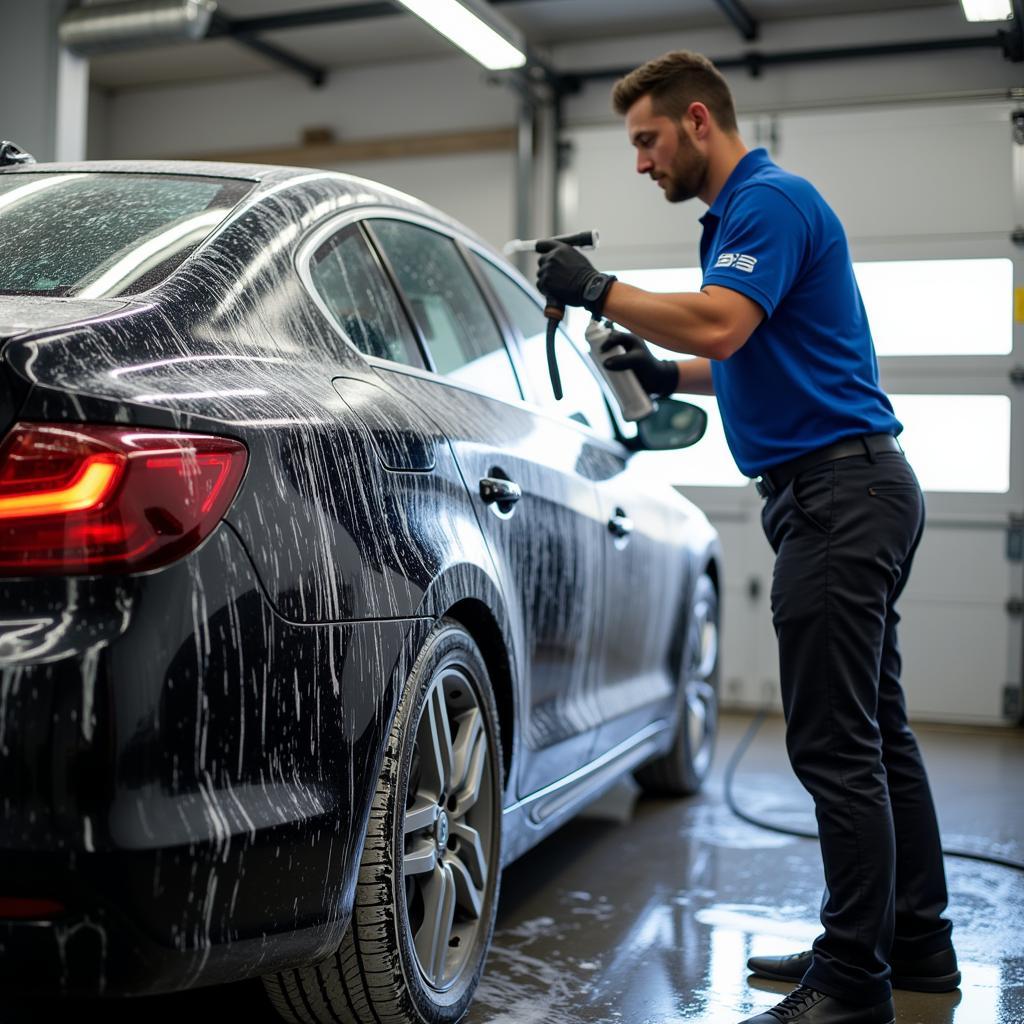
[0,154,722,1023]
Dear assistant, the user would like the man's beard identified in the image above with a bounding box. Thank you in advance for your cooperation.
[662,128,708,203]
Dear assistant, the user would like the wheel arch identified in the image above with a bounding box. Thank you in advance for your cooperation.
[444,597,515,792]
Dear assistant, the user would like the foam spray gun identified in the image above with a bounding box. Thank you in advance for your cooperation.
[502,230,654,421]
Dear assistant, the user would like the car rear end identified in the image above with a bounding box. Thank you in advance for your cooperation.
[0,164,404,996]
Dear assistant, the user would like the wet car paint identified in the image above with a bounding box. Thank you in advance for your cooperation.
[0,160,720,997]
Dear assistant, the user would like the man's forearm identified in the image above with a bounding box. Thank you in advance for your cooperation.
[675,358,715,396]
[601,282,733,359]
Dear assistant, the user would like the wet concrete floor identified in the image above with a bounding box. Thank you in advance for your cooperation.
[6,712,1023,1023]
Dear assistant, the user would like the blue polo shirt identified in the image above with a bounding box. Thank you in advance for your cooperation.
[700,148,900,478]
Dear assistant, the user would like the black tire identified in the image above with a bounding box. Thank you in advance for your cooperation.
[263,618,503,1024]
[635,572,719,796]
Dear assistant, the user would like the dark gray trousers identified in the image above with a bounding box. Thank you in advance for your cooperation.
[761,449,953,1006]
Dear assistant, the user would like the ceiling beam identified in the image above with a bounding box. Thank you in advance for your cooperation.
[712,0,759,42]
[208,12,327,85]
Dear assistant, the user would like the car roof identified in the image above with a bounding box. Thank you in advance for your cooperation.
[0,159,492,252]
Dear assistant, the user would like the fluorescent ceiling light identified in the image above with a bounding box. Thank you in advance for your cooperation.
[960,0,1012,21]
[394,0,527,70]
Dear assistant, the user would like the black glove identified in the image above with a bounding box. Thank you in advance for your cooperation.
[600,331,679,398]
[536,240,618,316]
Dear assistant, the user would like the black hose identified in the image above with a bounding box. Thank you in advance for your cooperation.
[724,709,1024,872]
[545,314,563,401]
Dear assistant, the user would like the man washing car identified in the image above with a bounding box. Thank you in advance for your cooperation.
[536,50,958,1024]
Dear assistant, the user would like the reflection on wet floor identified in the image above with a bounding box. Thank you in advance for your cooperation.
[463,713,1024,1024]
[5,713,1022,1023]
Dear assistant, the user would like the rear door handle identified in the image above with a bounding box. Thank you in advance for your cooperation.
[479,476,522,509]
[608,510,634,539]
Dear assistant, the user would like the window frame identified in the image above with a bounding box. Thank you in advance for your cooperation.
[304,220,427,370]
[467,248,636,450]
[294,205,635,457]
[362,218,524,403]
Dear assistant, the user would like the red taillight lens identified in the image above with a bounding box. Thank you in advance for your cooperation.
[0,422,248,574]
[0,897,65,919]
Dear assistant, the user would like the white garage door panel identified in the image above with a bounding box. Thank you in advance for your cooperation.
[898,602,1010,724]
[907,526,1013,603]
[774,104,1013,242]
[566,103,1012,266]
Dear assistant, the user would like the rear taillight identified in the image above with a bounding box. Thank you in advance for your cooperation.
[0,422,248,574]
[0,897,64,919]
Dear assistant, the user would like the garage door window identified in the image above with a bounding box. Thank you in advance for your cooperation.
[604,263,1016,489]
[369,220,522,404]
[890,394,1011,493]
[855,258,1012,356]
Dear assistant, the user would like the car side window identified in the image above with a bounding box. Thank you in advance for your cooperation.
[473,255,617,441]
[369,220,523,403]
[308,223,424,368]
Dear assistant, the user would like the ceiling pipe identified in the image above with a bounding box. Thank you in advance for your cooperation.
[59,0,327,86]
[567,32,1013,87]
[59,0,217,52]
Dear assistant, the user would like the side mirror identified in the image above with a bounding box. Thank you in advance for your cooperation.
[634,398,707,451]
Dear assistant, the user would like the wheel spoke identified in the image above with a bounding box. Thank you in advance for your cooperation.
[450,820,488,889]
[450,708,486,811]
[404,794,440,837]
[415,861,456,985]
[404,838,438,877]
[447,852,484,919]
[425,682,454,794]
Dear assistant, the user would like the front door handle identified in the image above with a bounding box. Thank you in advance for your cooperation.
[480,476,522,512]
[608,509,634,539]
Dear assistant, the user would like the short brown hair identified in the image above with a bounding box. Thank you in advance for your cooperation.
[612,51,738,133]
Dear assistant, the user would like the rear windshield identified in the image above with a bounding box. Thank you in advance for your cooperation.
[0,172,253,297]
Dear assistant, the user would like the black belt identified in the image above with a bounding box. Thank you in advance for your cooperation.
[755,433,903,498]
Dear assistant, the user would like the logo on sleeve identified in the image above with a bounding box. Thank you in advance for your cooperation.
[714,252,758,273]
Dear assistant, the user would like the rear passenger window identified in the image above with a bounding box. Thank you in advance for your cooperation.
[308,224,423,368]
[369,220,522,403]
[473,256,616,441]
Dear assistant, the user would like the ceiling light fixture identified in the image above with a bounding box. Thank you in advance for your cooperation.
[959,0,1013,21]
[393,0,527,70]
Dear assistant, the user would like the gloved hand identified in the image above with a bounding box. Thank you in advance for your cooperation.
[536,240,618,316]
[600,331,679,398]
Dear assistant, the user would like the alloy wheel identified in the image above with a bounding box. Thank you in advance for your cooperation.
[403,663,495,991]
[685,585,719,780]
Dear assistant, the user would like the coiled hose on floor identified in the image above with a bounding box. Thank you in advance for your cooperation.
[724,709,1024,872]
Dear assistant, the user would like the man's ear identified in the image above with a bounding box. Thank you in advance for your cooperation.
[687,101,713,139]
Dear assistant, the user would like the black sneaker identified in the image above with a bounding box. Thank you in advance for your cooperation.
[738,986,895,1024]
[746,947,961,993]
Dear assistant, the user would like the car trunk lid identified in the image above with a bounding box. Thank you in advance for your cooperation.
[0,296,132,343]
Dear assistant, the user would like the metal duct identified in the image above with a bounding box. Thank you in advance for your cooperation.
[58,0,217,55]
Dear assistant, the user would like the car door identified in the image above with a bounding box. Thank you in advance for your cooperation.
[363,215,609,797]
[471,255,690,753]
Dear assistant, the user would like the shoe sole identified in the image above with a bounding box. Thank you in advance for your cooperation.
[892,971,961,993]
[747,967,962,993]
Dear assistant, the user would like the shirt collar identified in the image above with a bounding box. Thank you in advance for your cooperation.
[699,147,773,225]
